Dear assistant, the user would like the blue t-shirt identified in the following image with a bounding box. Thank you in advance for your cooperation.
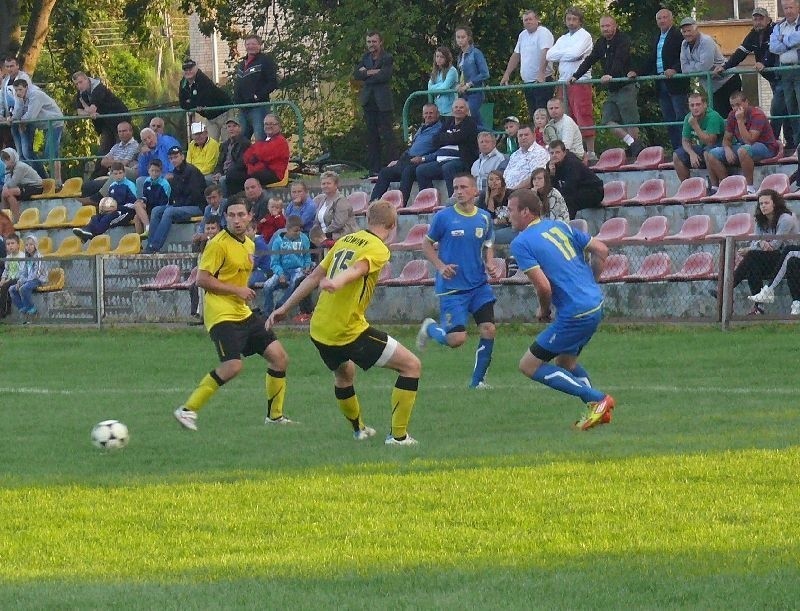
[510,219,603,318]
[426,204,494,294]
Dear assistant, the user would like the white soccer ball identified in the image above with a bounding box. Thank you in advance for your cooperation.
[91,420,129,450]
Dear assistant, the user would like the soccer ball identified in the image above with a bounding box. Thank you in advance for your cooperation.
[98,196,118,213]
[91,420,129,450]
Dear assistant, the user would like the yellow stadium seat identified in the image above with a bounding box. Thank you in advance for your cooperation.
[37,236,53,255]
[36,267,65,292]
[14,208,40,230]
[48,235,82,258]
[266,167,290,188]
[41,206,68,228]
[30,178,57,200]
[68,205,96,228]
[111,233,141,255]
[84,234,111,255]
[53,177,83,198]
[1,209,11,221]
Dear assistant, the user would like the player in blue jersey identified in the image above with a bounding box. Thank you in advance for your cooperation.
[417,172,499,388]
[507,188,615,430]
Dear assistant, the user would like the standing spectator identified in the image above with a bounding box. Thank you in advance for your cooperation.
[187,122,220,183]
[547,140,603,218]
[241,114,290,189]
[502,123,550,190]
[455,26,490,129]
[672,92,725,181]
[427,47,458,116]
[501,10,555,121]
[496,116,520,155]
[179,59,233,142]
[11,79,64,184]
[0,233,23,319]
[571,16,644,157]
[471,131,506,193]
[770,0,800,149]
[213,116,250,197]
[628,9,690,152]
[9,234,46,318]
[545,97,585,159]
[354,30,396,179]
[679,18,741,118]
[1,147,42,222]
[311,171,358,243]
[1,57,37,164]
[244,178,270,221]
[234,34,279,141]
[546,7,596,161]
[133,159,171,238]
[72,71,130,156]
[284,181,317,234]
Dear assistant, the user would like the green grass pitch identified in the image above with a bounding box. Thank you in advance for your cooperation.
[0,324,798,608]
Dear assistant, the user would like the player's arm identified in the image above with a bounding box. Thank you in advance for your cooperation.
[422,237,457,279]
[483,243,499,278]
[320,259,370,292]
[196,269,254,301]
[584,238,609,281]
[267,264,326,327]
[525,266,553,322]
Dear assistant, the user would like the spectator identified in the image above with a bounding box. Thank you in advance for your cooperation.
[212,116,251,197]
[234,34,279,141]
[533,108,556,146]
[571,16,644,157]
[1,147,42,221]
[704,91,779,194]
[370,103,442,205]
[241,113,290,190]
[477,169,513,243]
[414,98,479,196]
[84,121,138,186]
[192,184,227,252]
[455,26,490,129]
[428,47,458,116]
[284,181,317,233]
[471,131,506,192]
[257,196,287,243]
[769,0,800,149]
[189,215,221,322]
[136,127,180,195]
[244,177,270,221]
[261,215,314,317]
[496,116,520,155]
[546,7,596,161]
[11,79,64,184]
[532,167,570,222]
[73,195,133,242]
[72,71,130,156]
[145,146,205,253]
[1,57,37,166]
[9,234,46,318]
[0,232,23,319]
[354,30,396,179]
[187,122,220,183]
[148,116,170,137]
[546,97,585,159]
[179,58,234,142]
[311,170,358,244]
[629,9,690,152]
[547,139,603,218]
[133,159,171,237]
[502,123,549,190]
[501,10,555,121]
[672,92,725,181]
[679,18,741,118]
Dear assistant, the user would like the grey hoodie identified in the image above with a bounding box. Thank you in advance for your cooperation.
[2,147,43,189]
[18,234,47,284]
[12,87,64,128]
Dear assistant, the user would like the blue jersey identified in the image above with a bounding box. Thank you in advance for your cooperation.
[108,179,138,208]
[426,204,494,295]
[510,219,603,318]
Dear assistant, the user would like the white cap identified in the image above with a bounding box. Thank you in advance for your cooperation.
[190,122,207,135]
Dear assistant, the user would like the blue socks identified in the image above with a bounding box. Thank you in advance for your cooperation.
[470,338,494,387]
[570,363,592,388]
[426,321,449,346]
[531,363,605,403]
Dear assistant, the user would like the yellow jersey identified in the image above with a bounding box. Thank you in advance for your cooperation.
[199,229,255,330]
[310,230,390,345]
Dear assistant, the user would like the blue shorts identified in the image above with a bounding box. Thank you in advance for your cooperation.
[708,142,774,164]
[531,308,603,361]
[674,144,708,167]
[439,284,496,332]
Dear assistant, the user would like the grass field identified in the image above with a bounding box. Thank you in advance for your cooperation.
[1,324,799,609]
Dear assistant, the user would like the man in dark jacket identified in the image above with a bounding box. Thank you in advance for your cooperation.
[145,146,205,253]
[547,140,603,219]
[214,117,251,196]
[72,71,130,156]
[628,9,690,151]
[179,59,234,143]
[234,35,279,141]
[571,15,644,157]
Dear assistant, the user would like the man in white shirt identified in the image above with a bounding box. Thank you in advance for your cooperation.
[503,124,549,189]
[501,10,555,121]
[546,97,585,160]
[546,7,596,160]
[769,0,800,144]
[471,131,506,192]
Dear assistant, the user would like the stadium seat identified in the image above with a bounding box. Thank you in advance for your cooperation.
[619,146,664,170]
[666,252,717,280]
[383,260,430,286]
[622,178,666,206]
[706,212,754,239]
[569,218,589,233]
[110,233,141,255]
[489,257,507,283]
[661,177,707,204]
[777,150,798,164]
[400,188,439,214]
[744,173,790,200]
[594,217,629,243]
[598,254,629,283]
[35,267,65,292]
[40,205,68,228]
[657,161,675,171]
[30,178,57,200]
[68,205,96,227]
[266,168,290,188]
[700,175,747,203]
[140,264,181,290]
[37,235,53,255]
[499,267,529,284]
[591,147,626,172]
[14,208,40,230]
[622,216,669,243]
[377,262,394,285]
[52,177,83,198]
[84,234,111,255]
[48,235,82,258]
[623,252,672,281]
[601,180,627,207]
[1,208,11,221]
[389,223,429,251]
[663,215,712,242]
[347,191,369,215]
[383,189,404,210]
[173,266,199,289]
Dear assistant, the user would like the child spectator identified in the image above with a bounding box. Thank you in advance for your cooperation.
[248,219,272,290]
[133,159,171,237]
[0,233,23,318]
[73,195,133,242]
[1,148,43,222]
[261,215,313,316]
[189,215,221,322]
[256,196,286,243]
[9,234,46,317]
[192,184,226,252]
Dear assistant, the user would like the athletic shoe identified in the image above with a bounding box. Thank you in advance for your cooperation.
[791,300,800,316]
[385,434,418,446]
[746,185,757,195]
[292,313,311,324]
[416,317,435,350]
[139,231,149,239]
[174,406,198,431]
[747,304,765,316]
[470,381,492,390]
[586,151,598,163]
[265,415,295,425]
[354,426,376,441]
[72,228,92,243]
[575,395,615,431]
[26,306,37,315]
[748,286,775,304]
[628,140,645,159]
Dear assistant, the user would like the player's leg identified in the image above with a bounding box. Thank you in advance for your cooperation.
[417,293,468,350]
[249,317,293,425]
[555,353,612,426]
[378,340,421,446]
[469,287,496,388]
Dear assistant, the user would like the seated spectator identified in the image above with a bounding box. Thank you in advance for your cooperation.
[187,122,220,183]
[284,180,316,233]
[144,146,205,253]
[533,108,556,147]
[189,214,221,322]
[11,79,64,185]
[371,103,442,205]
[257,196,287,243]
[260,215,314,316]
[72,71,130,156]
[1,147,43,222]
[9,234,46,318]
[179,58,233,142]
[496,116,520,155]
[133,159,171,237]
[244,177,269,220]
[241,113,290,189]
[0,233,23,319]
[427,47,458,116]
[546,98,585,160]
[477,169,513,243]
[136,127,180,195]
[704,90,779,195]
[311,170,358,244]
[503,123,549,190]
[673,92,725,182]
[83,121,138,192]
[471,131,506,193]
[749,245,800,316]
[73,195,133,242]
[191,184,226,252]
[547,139,603,218]
[212,116,250,196]
[532,167,570,222]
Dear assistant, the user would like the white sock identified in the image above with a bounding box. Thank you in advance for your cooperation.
[623,134,635,146]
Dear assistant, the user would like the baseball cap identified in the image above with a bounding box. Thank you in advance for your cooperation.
[752,7,770,17]
[167,146,183,156]
[225,113,241,125]
[503,116,520,124]
[679,17,696,27]
[190,122,207,135]
[182,59,197,70]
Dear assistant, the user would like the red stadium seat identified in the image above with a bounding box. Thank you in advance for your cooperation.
[389,223,429,251]
[488,257,506,284]
[707,212,754,238]
[661,177,707,204]
[622,215,670,243]
[377,262,394,285]
[663,215,712,242]
[400,188,439,214]
[383,260,430,286]
[383,189,404,210]
[594,217,629,243]
[744,173,790,200]
[500,267,529,284]
[619,146,664,170]
[348,191,369,215]
[569,218,589,233]
[173,267,199,289]
[622,178,666,205]
[598,254,629,283]
[601,180,627,207]
[592,147,626,171]
[700,175,747,203]
[140,264,181,290]
[666,252,717,280]
[623,252,672,281]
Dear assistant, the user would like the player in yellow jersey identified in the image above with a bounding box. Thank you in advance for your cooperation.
[174,197,293,431]
[268,199,421,446]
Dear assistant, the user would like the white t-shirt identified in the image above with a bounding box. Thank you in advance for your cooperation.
[514,27,555,82]
[546,28,593,81]
[317,202,330,233]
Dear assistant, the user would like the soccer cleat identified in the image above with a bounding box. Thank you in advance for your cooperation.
[470,381,492,390]
[385,433,418,446]
[416,317,435,350]
[353,426,377,441]
[791,300,800,316]
[748,286,775,304]
[265,415,295,425]
[174,406,198,431]
[575,395,615,431]
[292,313,311,324]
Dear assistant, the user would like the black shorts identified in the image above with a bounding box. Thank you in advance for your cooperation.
[19,184,44,200]
[209,313,277,362]
[312,326,396,371]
